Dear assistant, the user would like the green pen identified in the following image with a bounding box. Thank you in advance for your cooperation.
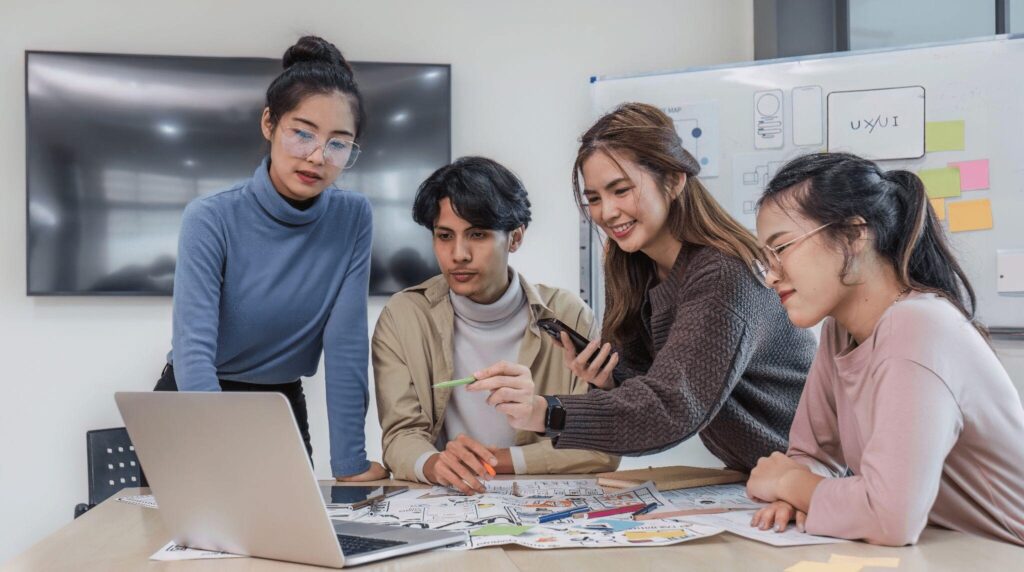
[432,375,477,389]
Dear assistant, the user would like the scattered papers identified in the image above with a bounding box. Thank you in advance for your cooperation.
[484,478,603,497]
[829,554,900,568]
[925,120,965,152]
[150,541,245,561]
[461,519,722,550]
[329,481,712,550]
[573,518,645,533]
[117,494,157,509]
[948,198,994,232]
[471,524,532,537]
[660,484,763,512]
[679,510,847,547]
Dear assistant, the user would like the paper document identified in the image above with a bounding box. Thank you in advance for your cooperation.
[150,541,245,561]
[330,481,702,550]
[440,478,598,497]
[641,484,764,519]
[679,510,847,547]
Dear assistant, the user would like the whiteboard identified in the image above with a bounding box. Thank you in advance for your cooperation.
[590,35,1024,329]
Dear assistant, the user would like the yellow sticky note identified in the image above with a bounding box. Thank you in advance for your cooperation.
[929,198,946,221]
[948,198,993,232]
[623,530,688,540]
[926,120,965,152]
[919,167,961,199]
[785,561,862,572]
[829,554,900,568]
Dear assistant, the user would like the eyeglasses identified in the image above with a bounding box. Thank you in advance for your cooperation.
[280,128,361,169]
[754,222,831,286]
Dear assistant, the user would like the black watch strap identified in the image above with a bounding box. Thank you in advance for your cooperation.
[542,395,566,437]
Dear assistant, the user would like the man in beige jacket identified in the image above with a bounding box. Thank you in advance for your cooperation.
[374,157,618,493]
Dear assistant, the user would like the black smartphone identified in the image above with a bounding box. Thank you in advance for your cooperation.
[321,485,408,508]
[536,318,595,357]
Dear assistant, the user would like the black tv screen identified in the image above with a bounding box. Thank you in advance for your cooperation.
[26,51,449,296]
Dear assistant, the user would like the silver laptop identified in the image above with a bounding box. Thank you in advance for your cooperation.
[115,391,465,568]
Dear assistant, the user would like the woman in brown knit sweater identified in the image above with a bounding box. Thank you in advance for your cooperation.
[469,103,816,471]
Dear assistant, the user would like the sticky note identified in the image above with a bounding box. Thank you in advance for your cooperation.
[470,524,532,537]
[784,562,862,572]
[926,120,965,152]
[623,529,688,540]
[930,198,946,221]
[948,198,993,232]
[829,554,900,568]
[919,167,961,199]
[947,159,989,190]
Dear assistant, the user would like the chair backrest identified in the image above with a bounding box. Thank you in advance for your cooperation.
[87,427,148,506]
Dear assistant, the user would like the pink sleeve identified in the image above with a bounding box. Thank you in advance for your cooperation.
[803,358,963,546]
[787,331,847,478]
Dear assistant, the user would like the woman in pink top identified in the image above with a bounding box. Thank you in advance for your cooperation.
[745,152,1024,546]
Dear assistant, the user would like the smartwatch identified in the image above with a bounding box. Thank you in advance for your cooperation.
[542,395,566,436]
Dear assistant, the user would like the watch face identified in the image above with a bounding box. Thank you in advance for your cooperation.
[549,406,567,431]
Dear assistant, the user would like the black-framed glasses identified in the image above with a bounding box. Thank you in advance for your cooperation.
[754,222,832,286]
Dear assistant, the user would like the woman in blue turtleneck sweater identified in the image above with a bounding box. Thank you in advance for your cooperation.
[156,36,386,482]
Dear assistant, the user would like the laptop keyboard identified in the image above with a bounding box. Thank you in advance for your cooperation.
[336,534,408,556]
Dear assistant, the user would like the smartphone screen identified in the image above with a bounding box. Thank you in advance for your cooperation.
[321,485,408,506]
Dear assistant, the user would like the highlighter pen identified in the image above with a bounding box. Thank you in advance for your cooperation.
[432,376,476,389]
[482,463,496,477]
[583,503,647,520]
[537,506,589,524]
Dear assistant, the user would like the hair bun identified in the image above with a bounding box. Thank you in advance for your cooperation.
[282,35,353,75]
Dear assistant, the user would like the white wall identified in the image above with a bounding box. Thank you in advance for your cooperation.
[0,0,754,561]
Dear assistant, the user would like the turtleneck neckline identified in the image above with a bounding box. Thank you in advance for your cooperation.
[449,268,525,325]
[251,157,331,226]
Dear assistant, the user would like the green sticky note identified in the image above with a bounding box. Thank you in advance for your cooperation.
[919,167,961,199]
[470,524,533,537]
[432,376,476,389]
[926,120,965,152]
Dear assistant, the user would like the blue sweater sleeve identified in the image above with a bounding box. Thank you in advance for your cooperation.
[171,201,226,392]
[323,196,373,477]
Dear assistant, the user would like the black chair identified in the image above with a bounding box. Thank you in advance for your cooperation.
[73,427,148,518]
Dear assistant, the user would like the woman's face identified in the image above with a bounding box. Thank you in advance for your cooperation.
[755,197,849,328]
[580,151,678,256]
[261,91,356,202]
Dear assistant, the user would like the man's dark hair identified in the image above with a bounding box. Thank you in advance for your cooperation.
[412,156,532,231]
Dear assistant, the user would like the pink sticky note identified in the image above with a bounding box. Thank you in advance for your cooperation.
[948,159,989,191]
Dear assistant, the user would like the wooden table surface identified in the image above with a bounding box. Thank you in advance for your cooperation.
[3,479,1021,571]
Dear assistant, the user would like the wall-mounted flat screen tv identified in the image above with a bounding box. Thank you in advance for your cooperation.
[26,51,449,295]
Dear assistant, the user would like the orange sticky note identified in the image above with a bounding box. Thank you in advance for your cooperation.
[930,198,946,221]
[948,199,993,232]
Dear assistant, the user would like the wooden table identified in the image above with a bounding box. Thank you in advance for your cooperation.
[4,480,1021,571]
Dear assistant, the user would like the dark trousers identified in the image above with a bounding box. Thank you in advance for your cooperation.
[155,364,314,460]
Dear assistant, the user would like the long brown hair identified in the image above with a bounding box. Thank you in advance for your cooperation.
[573,103,763,346]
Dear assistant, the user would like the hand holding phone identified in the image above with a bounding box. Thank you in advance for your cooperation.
[536,318,619,389]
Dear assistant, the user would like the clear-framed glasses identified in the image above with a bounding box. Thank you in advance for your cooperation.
[754,222,832,286]
[280,127,361,169]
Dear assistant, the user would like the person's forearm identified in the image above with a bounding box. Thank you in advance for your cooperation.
[492,448,514,474]
[778,468,824,513]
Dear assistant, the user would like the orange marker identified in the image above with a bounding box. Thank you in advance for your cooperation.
[483,463,496,477]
